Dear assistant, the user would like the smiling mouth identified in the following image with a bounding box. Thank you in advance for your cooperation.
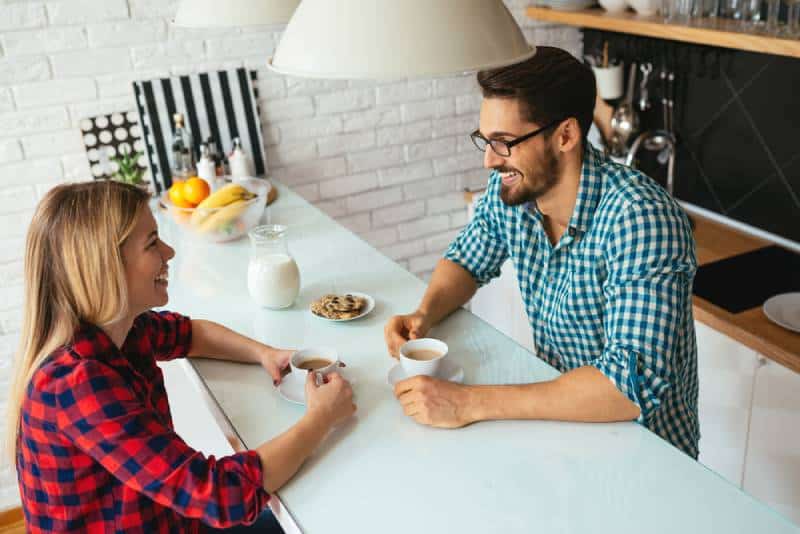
[155,270,169,287]
[499,170,521,186]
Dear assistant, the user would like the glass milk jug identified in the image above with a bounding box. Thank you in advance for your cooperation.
[247,225,300,309]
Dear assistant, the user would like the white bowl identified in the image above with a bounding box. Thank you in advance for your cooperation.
[628,0,659,15]
[599,0,629,13]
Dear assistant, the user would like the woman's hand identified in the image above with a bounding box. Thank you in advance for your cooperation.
[260,347,293,385]
[304,372,356,428]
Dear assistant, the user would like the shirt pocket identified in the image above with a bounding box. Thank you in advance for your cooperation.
[561,254,606,336]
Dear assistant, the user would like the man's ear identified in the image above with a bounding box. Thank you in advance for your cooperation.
[556,117,581,153]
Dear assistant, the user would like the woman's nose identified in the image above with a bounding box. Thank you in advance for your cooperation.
[161,241,175,261]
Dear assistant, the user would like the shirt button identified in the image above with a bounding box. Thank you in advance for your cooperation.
[548,275,555,284]
[568,226,577,237]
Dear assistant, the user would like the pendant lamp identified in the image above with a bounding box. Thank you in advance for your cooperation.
[173,0,300,27]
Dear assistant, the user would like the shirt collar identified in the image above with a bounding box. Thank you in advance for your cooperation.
[565,143,606,237]
[70,315,148,369]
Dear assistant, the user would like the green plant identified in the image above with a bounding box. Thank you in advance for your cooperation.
[111,150,146,185]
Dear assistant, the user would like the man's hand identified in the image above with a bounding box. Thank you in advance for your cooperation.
[260,348,293,385]
[384,311,432,358]
[394,375,474,428]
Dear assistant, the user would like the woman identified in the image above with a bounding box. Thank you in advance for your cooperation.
[7,180,356,533]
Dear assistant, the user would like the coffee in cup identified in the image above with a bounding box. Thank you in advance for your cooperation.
[290,347,341,383]
[399,338,448,378]
[297,358,333,370]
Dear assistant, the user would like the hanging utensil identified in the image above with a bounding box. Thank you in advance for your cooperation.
[609,62,639,157]
[638,62,653,112]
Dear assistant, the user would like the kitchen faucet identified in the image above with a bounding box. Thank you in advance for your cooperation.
[625,129,676,196]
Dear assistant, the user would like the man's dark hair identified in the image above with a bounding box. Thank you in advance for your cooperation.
[477,46,596,142]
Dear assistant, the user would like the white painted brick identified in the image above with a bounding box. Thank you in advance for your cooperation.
[434,75,477,97]
[342,109,400,133]
[0,107,69,138]
[129,0,180,19]
[255,76,287,100]
[0,238,24,264]
[457,135,475,153]
[0,158,62,187]
[376,121,431,148]
[345,186,402,214]
[401,97,456,123]
[0,285,23,311]
[47,0,128,25]
[0,141,23,165]
[450,210,469,229]
[131,41,204,70]
[317,131,375,158]
[378,161,433,188]
[0,261,23,290]
[68,97,135,127]
[0,2,46,31]
[262,124,280,146]
[433,152,481,176]
[427,192,466,215]
[21,130,83,159]
[13,78,97,109]
[376,80,433,106]
[455,168,490,191]
[0,211,34,239]
[319,172,378,199]
[291,183,319,203]
[0,185,38,214]
[456,94,483,116]
[286,77,349,97]
[0,89,13,114]
[424,229,460,253]
[315,198,348,218]
[35,180,72,202]
[266,141,317,167]
[278,116,343,142]
[87,20,167,48]
[1,27,87,56]
[347,146,404,174]
[398,214,450,241]
[52,48,132,78]
[61,152,92,182]
[261,97,314,122]
[383,240,426,261]
[315,89,374,115]
[335,212,371,234]
[0,56,50,85]
[169,25,241,41]
[432,116,476,138]
[409,253,442,274]
[271,157,346,186]
[403,176,455,201]
[0,307,23,335]
[407,137,456,163]
[96,69,167,97]
[372,200,425,227]
[361,227,397,248]
[207,34,274,60]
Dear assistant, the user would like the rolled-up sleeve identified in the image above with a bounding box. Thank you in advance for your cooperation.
[592,201,696,421]
[54,359,270,529]
[143,310,193,361]
[444,173,509,286]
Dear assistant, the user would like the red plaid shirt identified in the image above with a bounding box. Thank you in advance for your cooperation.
[16,311,270,533]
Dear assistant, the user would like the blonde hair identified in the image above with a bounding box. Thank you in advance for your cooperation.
[6,180,149,461]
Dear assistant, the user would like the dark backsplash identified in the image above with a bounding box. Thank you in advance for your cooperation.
[583,31,800,243]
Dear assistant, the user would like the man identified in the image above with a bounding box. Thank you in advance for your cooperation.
[384,47,699,458]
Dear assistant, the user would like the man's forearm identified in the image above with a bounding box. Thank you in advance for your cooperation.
[187,319,265,364]
[466,366,640,423]
[417,259,479,326]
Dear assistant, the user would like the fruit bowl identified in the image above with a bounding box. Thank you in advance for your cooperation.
[161,178,269,243]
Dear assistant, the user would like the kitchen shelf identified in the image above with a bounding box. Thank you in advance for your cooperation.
[526,6,800,59]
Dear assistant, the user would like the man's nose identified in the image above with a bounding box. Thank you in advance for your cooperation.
[483,146,505,169]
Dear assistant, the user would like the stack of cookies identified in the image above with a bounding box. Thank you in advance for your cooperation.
[311,293,366,320]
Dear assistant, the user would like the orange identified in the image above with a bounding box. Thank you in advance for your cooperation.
[182,177,211,205]
[168,180,193,208]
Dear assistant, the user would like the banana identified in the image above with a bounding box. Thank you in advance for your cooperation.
[196,199,251,235]
[191,183,256,226]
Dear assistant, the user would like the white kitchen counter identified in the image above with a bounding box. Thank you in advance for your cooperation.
[155,182,798,534]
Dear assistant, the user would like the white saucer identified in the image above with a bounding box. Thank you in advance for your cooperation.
[277,368,353,405]
[387,360,465,387]
[310,292,375,323]
[763,292,800,333]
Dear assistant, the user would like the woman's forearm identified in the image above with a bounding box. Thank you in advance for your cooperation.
[188,319,266,364]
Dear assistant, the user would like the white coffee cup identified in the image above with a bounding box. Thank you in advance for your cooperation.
[399,338,448,378]
[592,64,624,100]
[290,347,342,384]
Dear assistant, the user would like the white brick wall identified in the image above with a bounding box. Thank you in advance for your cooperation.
[0,0,580,511]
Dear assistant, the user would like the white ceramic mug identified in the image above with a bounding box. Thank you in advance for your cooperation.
[399,338,448,378]
[290,347,342,384]
[592,64,624,100]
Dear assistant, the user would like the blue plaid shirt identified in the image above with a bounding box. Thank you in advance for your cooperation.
[446,145,699,457]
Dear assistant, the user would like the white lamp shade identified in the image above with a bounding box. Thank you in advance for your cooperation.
[269,0,535,80]
[173,0,300,27]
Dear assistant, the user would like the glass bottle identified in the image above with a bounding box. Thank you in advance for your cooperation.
[247,225,300,309]
[171,113,195,179]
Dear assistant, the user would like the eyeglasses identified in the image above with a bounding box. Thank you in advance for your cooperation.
[469,119,564,157]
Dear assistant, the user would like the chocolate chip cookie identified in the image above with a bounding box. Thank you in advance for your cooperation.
[311,293,365,320]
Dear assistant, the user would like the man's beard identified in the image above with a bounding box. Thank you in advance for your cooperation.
[498,148,560,206]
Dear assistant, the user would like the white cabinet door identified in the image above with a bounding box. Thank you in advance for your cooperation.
[469,259,535,353]
[743,357,800,526]
[695,321,760,488]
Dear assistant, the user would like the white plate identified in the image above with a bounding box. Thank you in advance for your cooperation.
[387,360,465,387]
[277,367,353,405]
[310,292,375,323]
[763,292,800,333]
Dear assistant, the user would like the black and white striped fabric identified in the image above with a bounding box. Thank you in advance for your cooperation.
[133,68,267,194]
